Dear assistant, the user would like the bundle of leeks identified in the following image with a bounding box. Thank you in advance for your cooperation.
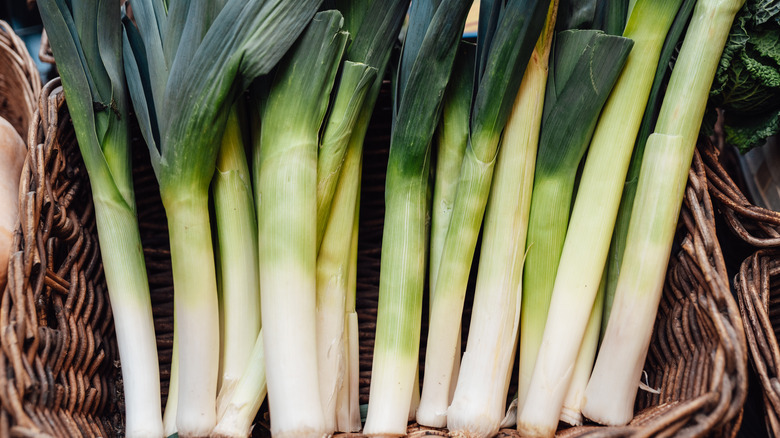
[35,0,750,437]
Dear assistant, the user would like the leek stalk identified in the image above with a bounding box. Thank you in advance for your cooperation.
[315,3,409,430]
[603,0,697,332]
[417,0,552,427]
[559,271,605,426]
[517,3,681,435]
[363,0,472,434]
[446,3,558,436]
[583,0,746,425]
[515,30,632,418]
[429,42,475,299]
[122,1,323,434]
[213,105,261,416]
[36,2,162,436]
[427,40,475,411]
[256,12,348,437]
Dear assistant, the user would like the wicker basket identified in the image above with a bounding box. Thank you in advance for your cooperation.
[0,78,748,437]
[709,135,780,437]
[0,19,41,139]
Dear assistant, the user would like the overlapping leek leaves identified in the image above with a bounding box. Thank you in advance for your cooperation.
[417,0,552,427]
[363,0,472,434]
[316,0,409,432]
[520,0,683,429]
[36,1,162,436]
[515,29,633,438]
[584,0,747,426]
[121,0,322,435]
[445,4,559,437]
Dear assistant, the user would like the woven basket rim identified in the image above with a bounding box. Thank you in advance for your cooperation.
[0,19,42,140]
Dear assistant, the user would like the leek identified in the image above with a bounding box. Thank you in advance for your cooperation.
[315,3,408,431]
[362,0,472,434]
[417,0,552,427]
[583,0,746,425]
[316,62,376,433]
[121,1,323,435]
[212,104,260,416]
[517,2,681,435]
[36,2,162,436]
[446,3,558,436]
[603,0,697,333]
[515,30,632,419]
[429,42,475,300]
[559,271,605,426]
[255,11,348,437]
[427,41,475,411]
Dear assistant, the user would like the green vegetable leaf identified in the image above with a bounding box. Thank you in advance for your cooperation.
[708,0,780,153]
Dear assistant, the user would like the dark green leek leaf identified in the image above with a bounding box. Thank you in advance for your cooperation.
[396,0,442,114]
[122,0,323,195]
[536,30,634,175]
[470,0,551,162]
[390,0,473,177]
[594,0,630,35]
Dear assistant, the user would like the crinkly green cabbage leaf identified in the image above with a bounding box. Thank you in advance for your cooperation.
[708,0,780,153]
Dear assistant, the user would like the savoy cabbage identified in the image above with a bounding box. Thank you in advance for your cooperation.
[707,0,780,153]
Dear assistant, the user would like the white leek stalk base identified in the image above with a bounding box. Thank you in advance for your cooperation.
[212,332,267,438]
[559,275,604,427]
[167,196,220,438]
[364,348,417,436]
[93,199,163,438]
[261,266,326,438]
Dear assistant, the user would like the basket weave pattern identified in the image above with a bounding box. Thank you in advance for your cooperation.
[0,19,41,138]
[1,80,120,437]
[0,78,749,437]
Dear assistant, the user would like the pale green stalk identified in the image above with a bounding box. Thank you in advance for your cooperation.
[363,0,473,433]
[446,4,558,436]
[516,29,632,417]
[582,135,686,424]
[317,3,409,431]
[428,41,474,409]
[256,12,348,438]
[583,0,746,425]
[603,0,696,335]
[317,109,367,432]
[560,271,605,426]
[517,3,681,436]
[316,62,376,249]
[122,2,324,435]
[213,105,261,415]
[418,0,552,427]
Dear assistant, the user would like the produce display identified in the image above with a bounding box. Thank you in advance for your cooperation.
[1,0,778,437]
